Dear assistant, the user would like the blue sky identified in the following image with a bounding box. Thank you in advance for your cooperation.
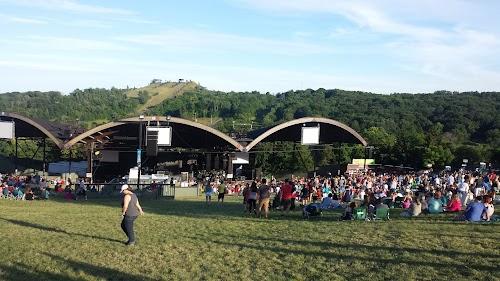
[1,0,499,94]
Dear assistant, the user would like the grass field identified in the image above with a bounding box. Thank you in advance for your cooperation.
[0,197,498,281]
[126,82,198,113]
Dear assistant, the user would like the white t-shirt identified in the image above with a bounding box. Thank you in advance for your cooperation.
[448,175,454,185]
[474,186,484,197]
[458,182,469,193]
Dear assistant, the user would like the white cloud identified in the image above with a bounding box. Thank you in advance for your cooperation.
[0,0,134,15]
[115,29,334,56]
[0,13,48,24]
[238,0,500,90]
[5,35,130,52]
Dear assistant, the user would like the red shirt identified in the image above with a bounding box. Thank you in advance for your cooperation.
[447,199,462,212]
[281,183,293,200]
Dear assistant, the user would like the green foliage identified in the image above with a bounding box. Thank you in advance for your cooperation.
[137,90,150,105]
[0,88,139,124]
[1,86,499,171]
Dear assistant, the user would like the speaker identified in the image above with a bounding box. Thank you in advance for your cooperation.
[146,130,158,157]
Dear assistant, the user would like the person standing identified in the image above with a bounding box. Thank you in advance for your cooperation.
[247,181,258,215]
[280,179,294,214]
[120,184,144,246]
[76,179,87,201]
[257,179,271,218]
[217,180,226,203]
[205,180,214,205]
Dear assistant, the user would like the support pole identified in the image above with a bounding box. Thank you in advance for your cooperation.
[363,146,367,171]
[137,121,143,190]
[15,137,18,173]
[68,149,72,183]
[42,138,46,175]
[89,142,94,184]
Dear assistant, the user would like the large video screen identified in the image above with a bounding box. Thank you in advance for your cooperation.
[147,126,172,146]
[0,121,15,139]
[301,126,320,145]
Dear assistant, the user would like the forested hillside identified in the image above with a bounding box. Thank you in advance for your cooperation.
[1,84,498,173]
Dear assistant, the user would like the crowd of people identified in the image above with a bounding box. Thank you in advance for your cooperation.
[0,174,50,200]
[202,169,499,222]
[0,173,92,201]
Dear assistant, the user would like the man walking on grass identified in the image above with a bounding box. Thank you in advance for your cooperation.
[120,184,144,246]
[258,179,271,218]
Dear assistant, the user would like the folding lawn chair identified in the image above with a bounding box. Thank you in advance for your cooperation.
[374,208,390,221]
[353,207,367,220]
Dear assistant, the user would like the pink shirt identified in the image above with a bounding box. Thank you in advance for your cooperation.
[447,199,462,212]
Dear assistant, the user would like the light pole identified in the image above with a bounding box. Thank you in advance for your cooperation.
[363,146,374,171]
[137,115,145,190]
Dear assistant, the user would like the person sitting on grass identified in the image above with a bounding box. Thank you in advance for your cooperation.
[41,187,50,200]
[427,191,444,214]
[455,196,485,222]
[320,193,340,210]
[303,196,322,218]
[13,186,24,200]
[1,183,10,199]
[341,202,356,220]
[401,196,422,217]
[24,188,35,201]
[387,192,398,208]
[445,194,462,212]
[64,186,74,201]
[482,195,494,221]
[402,193,412,209]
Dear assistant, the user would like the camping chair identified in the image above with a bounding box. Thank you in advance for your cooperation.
[374,208,390,221]
[393,197,403,208]
[353,207,367,220]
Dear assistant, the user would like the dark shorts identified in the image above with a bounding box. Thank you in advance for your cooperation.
[218,193,225,200]
[282,199,291,208]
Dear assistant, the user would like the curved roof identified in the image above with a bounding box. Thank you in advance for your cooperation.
[0,112,68,148]
[64,121,125,149]
[245,117,367,151]
[65,116,243,151]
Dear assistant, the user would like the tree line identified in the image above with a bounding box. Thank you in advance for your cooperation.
[0,86,498,174]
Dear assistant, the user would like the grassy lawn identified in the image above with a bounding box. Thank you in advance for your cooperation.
[0,197,498,281]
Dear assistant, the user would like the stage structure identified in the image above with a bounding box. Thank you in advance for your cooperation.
[0,112,368,180]
[65,116,244,181]
[0,112,82,173]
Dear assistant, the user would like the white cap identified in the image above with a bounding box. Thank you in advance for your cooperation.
[120,184,129,193]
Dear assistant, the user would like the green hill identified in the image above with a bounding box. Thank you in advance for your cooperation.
[126,81,199,113]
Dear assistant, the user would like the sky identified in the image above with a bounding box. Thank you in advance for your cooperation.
[1,0,499,94]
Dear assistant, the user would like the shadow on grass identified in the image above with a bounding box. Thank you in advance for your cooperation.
[44,253,156,281]
[54,197,344,222]
[186,234,499,273]
[50,197,500,226]
[0,217,123,244]
[0,262,79,281]
[0,256,155,281]
[205,232,500,259]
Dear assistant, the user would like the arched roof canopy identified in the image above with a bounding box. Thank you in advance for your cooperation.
[65,116,243,151]
[245,117,367,151]
[0,112,72,148]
